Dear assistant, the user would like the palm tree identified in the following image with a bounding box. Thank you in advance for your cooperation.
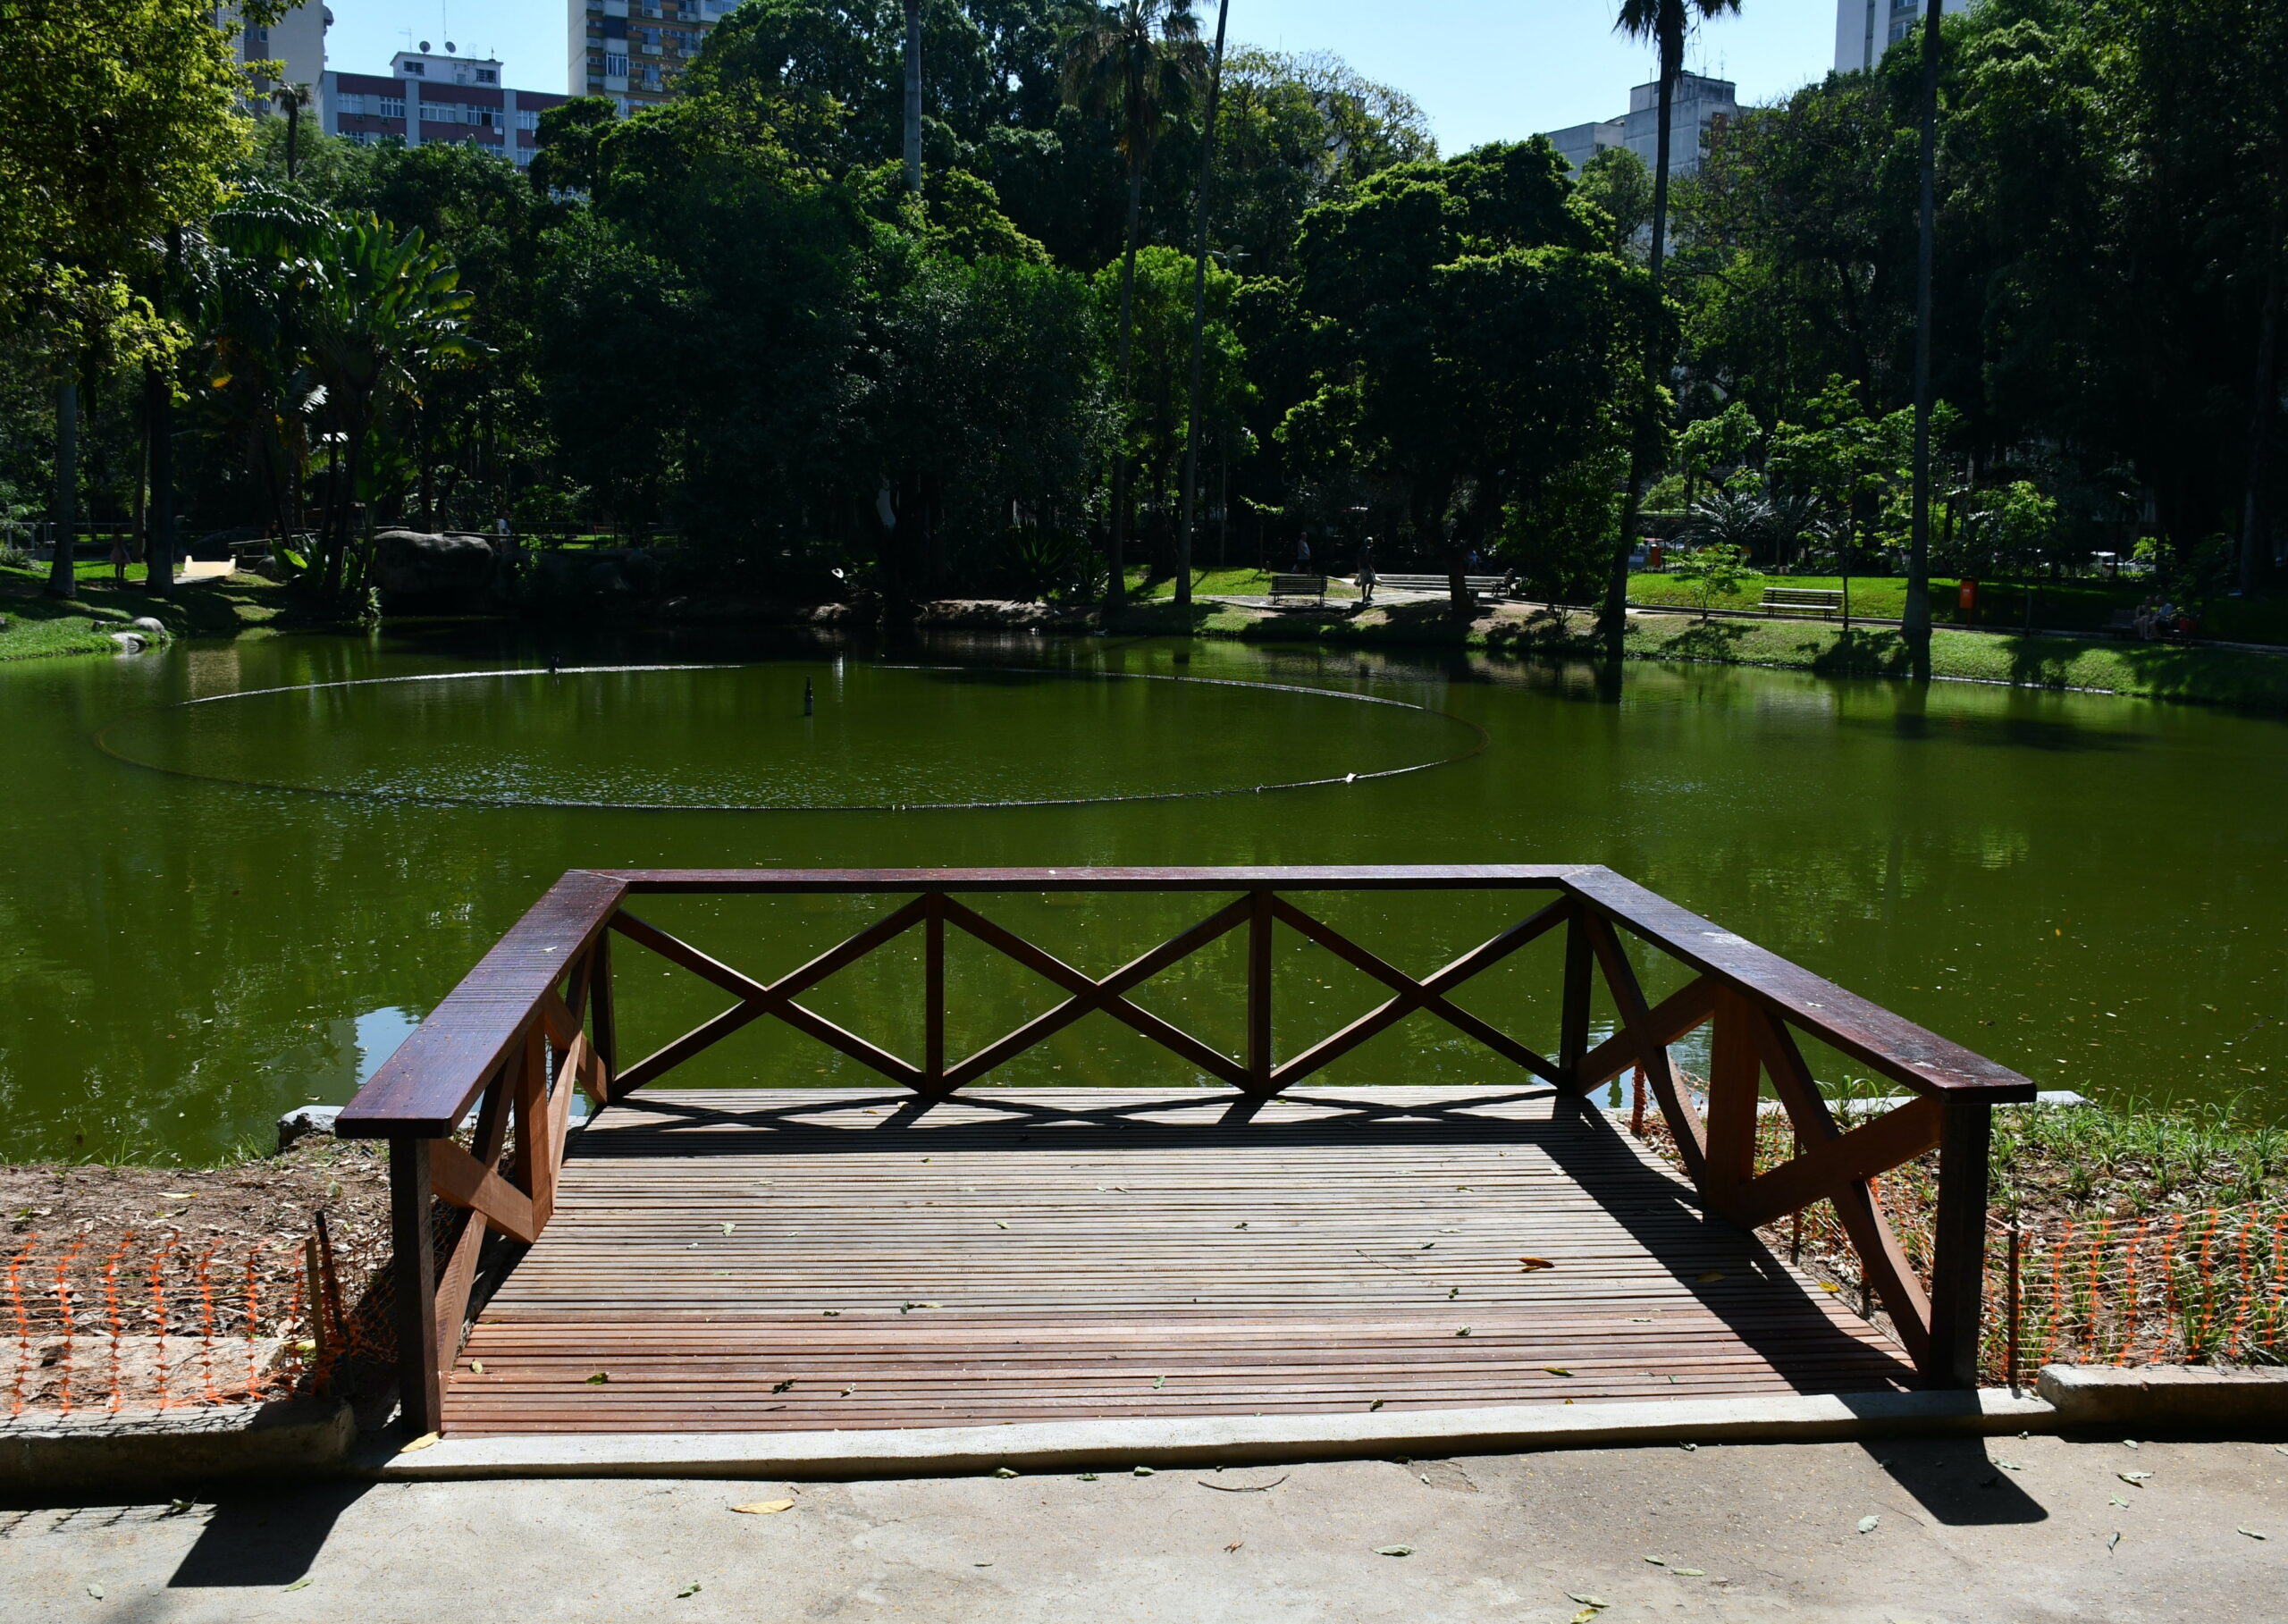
[1174,0,1231,611]
[1603,0,1742,652]
[1064,1,1204,608]
[1904,0,1944,678]
[902,1,923,195]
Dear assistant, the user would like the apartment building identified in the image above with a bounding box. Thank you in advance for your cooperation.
[1544,73,1738,178]
[1833,0,1972,73]
[229,0,331,121]
[321,49,572,169]
[568,0,741,111]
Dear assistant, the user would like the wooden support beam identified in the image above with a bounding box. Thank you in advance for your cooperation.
[1581,911,1707,1186]
[1574,975,1719,1092]
[1559,905,1593,1082]
[389,1137,441,1435]
[1701,986,1763,1219]
[1247,889,1273,1094]
[1754,1012,1934,1367]
[1927,1099,1994,1388]
[924,893,946,1093]
[589,930,618,1089]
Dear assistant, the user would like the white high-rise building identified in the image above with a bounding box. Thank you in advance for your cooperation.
[1544,73,1738,178]
[229,0,332,122]
[1833,0,1973,74]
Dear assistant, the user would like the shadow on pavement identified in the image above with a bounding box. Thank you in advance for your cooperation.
[168,1479,374,1587]
[1857,1435,2048,1525]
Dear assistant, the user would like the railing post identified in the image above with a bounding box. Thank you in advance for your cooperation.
[1246,888,1273,1092]
[390,1136,442,1434]
[590,927,618,1091]
[924,892,946,1093]
[1702,988,1762,1218]
[1559,905,1593,1085]
[1926,1098,1994,1388]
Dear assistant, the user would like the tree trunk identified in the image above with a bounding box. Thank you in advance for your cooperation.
[1904,0,1944,680]
[1603,46,1679,663]
[46,378,77,600]
[1106,157,1143,610]
[146,365,176,597]
[2241,193,2284,595]
[1175,0,1232,611]
[902,0,923,196]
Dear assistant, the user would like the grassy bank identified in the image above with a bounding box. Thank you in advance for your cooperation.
[1098,596,2288,712]
[0,561,310,660]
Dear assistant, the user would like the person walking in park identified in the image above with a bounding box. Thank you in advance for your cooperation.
[1356,540,1377,607]
[1297,534,1312,571]
[107,530,129,585]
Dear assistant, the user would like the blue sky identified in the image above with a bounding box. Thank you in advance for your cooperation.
[324,0,1842,147]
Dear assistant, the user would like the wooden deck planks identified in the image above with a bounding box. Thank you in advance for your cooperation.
[443,1087,1917,1435]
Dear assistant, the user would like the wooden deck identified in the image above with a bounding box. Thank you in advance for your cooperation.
[443,1087,1917,1436]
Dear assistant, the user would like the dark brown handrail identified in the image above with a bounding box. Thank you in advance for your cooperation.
[342,864,2031,1431]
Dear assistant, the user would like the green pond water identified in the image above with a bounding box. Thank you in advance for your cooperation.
[2,625,2284,1163]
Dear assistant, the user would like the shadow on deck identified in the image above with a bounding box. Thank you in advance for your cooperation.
[443,1087,1914,1437]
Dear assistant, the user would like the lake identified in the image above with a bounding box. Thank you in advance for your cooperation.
[2,623,2282,1162]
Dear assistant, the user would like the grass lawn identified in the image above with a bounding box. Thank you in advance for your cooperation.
[0,561,307,661]
[1125,566,1358,602]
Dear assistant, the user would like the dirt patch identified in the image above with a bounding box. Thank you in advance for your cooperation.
[3,1137,389,1258]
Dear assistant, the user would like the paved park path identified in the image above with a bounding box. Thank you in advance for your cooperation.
[5,1433,2283,1620]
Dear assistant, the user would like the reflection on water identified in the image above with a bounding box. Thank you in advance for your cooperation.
[0,620,2284,1162]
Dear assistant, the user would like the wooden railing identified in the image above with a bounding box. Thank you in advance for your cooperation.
[338,865,2035,1431]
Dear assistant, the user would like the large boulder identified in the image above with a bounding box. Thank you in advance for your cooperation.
[533,546,663,599]
[372,530,500,603]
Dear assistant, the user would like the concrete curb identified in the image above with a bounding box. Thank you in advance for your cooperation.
[0,1398,354,1494]
[366,1390,2056,1482]
[2039,1364,2288,1434]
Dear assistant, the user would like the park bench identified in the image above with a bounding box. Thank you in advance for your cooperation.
[1268,572,1328,604]
[1761,586,1846,618]
[1374,573,1507,599]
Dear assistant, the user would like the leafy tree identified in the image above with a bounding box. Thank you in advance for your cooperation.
[1573,147,1653,258]
[1063,0,1204,603]
[1670,540,1757,618]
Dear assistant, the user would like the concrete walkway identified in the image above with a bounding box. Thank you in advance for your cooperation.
[6,1434,2282,1620]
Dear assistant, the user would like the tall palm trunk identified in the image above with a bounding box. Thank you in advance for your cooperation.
[902,0,923,195]
[46,379,77,599]
[1107,156,1142,610]
[1604,42,1679,659]
[1904,0,1943,679]
[146,363,175,597]
[2242,188,2284,594]
[1174,0,1231,611]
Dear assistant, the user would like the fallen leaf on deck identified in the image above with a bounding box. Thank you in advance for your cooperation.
[677,1582,702,1598]
[1455,1325,1473,1337]
[1234,1222,1249,1230]
[1153,1375,1165,1389]
[2239,1527,2268,1540]
[2109,1495,2130,1508]
[771,1379,795,1393]
[1199,1475,1288,1493]
[1375,1545,1414,1557]
[994,1221,1008,1230]
[840,1385,857,1397]
[1673,1568,1704,1577]
[1519,1257,1555,1271]
[1224,1540,1243,1552]
[1369,1399,1385,1411]
[284,1577,311,1591]
[1570,1611,1600,1624]
[468,1361,484,1375]
[2122,1439,2140,1450]
[992,1468,1019,1478]
[1544,1366,1573,1376]
[720,1223,736,1235]
[1567,1593,1608,1607]
[159,1192,193,1200]
[400,1432,440,1452]
[1132,1466,1156,1477]
[88,1584,105,1600]
[1078,1473,1099,1482]
[1993,1460,2023,1471]
[1856,1515,1880,1534]
[730,1500,795,1515]
[2118,1472,2152,1486]
[1679,1442,1697,1452]
[2107,1531,2122,1552]
[586,1372,610,1385]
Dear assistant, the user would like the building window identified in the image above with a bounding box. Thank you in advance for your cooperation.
[380,96,406,118]
[403,61,425,76]
[336,92,366,116]
[605,53,629,75]
[516,108,540,130]
[476,69,497,83]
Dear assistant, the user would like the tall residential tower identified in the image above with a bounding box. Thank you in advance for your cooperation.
[1832,0,1973,74]
[568,0,741,111]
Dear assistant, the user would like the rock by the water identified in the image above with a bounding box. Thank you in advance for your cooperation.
[277,1104,341,1151]
[110,632,147,653]
[534,546,662,598]
[129,617,166,636]
[372,529,500,602]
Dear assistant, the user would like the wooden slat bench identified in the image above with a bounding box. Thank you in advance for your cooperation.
[1268,573,1328,603]
[1761,587,1846,618]
[1375,573,1507,599]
